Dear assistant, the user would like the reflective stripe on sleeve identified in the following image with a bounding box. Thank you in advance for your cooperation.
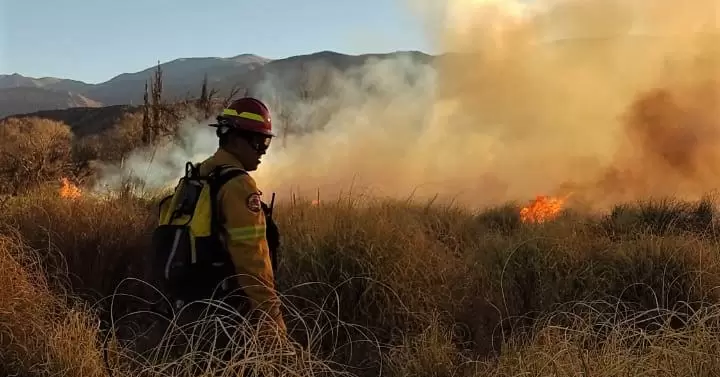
[227,225,266,241]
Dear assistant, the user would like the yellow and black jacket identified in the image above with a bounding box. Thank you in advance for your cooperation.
[154,147,285,332]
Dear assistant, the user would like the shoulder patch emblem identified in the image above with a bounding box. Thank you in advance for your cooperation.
[246,193,262,212]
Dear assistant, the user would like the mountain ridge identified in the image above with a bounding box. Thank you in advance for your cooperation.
[1,50,432,87]
[0,50,435,118]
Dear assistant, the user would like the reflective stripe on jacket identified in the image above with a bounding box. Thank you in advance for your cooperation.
[198,147,286,332]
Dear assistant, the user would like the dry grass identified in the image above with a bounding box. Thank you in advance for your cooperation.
[0,231,109,377]
[2,185,720,376]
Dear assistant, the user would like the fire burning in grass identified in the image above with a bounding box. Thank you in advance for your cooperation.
[520,195,568,223]
[59,178,81,200]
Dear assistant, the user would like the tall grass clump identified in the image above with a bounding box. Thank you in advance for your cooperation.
[2,186,720,376]
[0,232,111,377]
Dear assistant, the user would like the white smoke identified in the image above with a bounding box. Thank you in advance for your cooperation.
[91,53,442,202]
[91,117,219,196]
[93,0,720,211]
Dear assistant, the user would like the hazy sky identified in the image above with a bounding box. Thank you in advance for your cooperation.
[0,0,434,83]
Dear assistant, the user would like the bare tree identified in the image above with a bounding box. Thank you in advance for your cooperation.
[139,61,185,142]
[262,89,293,148]
[141,80,151,145]
[139,62,163,146]
[150,61,163,143]
[284,61,335,140]
[198,73,219,119]
[222,84,248,108]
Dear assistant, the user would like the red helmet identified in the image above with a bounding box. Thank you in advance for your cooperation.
[215,97,274,137]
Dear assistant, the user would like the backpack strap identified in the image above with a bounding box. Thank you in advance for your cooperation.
[211,164,248,187]
[208,164,248,235]
[205,164,279,274]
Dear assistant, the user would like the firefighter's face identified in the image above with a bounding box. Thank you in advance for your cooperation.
[228,132,271,171]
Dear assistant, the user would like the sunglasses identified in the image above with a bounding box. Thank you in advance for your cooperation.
[244,134,272,153]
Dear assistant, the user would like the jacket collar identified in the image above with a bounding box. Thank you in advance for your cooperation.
[211,147,246,170]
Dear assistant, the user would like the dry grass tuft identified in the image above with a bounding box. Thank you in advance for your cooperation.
[3,187,720,376]
[0,231,110,377]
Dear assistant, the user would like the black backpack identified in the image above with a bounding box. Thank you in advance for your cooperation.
[152,162,280,307]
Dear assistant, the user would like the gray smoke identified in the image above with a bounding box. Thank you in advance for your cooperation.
[94,0,720,212]
[91,53,440,201]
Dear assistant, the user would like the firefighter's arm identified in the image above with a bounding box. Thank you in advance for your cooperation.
[218,176,286,333]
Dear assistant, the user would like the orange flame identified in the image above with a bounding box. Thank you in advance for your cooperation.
[520,195,567,224]
[59,178,82,200]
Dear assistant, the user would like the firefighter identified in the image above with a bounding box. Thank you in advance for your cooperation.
[197,97,287,337]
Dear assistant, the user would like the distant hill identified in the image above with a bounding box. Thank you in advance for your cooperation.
[4,105,144,138]
[83,54,272,106]
[0,87,103,118]
[0,73,90,93]
[0,50,435,119]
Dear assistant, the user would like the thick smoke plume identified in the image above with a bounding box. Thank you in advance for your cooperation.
[96,0,720,212]
[427,0,720,210]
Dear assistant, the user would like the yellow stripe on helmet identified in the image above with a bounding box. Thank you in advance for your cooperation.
[222,108,265,122]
